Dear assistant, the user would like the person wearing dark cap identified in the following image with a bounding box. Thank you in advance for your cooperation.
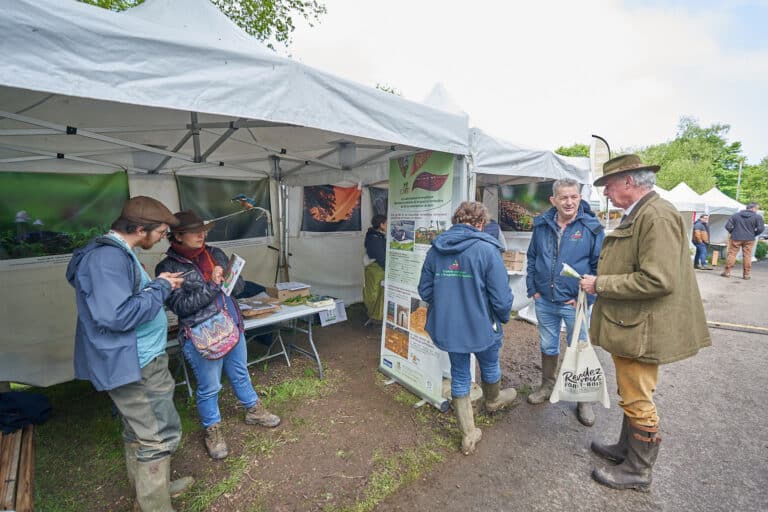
[156,211,280,461]
[579,155,710,492]
[66,196,192,511]
[722,202,764,280]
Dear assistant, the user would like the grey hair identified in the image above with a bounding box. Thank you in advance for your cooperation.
[627,170,656,190]
[552,178,581,196]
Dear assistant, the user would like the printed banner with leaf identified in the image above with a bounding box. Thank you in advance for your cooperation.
[301,185,362,232]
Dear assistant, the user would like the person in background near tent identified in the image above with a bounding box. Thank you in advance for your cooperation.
[580,155,710,492]
[692,214,713,270]
[363,214,387,325]
[156,211,280,461]
[483,217,508,250]
[721,202,764,280]
[418,201,515,456]
[66,196,193,512]
[526,179,604,426]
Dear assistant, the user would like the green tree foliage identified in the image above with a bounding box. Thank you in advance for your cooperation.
[555,143,590,157]
[739,157,768,207]
[376,83,402,96]
[78,0,326,49]
[637,117,742,194]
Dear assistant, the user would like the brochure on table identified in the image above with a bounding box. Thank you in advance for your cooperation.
[378,151,453,411]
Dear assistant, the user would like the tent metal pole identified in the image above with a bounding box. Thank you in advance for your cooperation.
[272,156,289,283]
[190,112,202,163]
[151,130,194,174]
[0,110,196,162]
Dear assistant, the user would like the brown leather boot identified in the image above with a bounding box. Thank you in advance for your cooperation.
[204,423,228,460]
[527,353,558,404]
[591,415,629,464]
[482,380,517,412]
[245,402,281,427]
[592,421,660,492]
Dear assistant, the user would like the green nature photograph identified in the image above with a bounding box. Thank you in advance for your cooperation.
[0,171,129,259]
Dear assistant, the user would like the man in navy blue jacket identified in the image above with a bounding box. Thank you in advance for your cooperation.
[526,179,604,426]
[419,201,515,455]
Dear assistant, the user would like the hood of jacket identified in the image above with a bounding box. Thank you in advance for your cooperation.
[66,235,125,287]
[431,224,503,254]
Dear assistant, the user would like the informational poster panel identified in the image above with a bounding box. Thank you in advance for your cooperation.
[379,151,453,411]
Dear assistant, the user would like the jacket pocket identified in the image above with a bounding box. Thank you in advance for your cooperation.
[598,305,649,359]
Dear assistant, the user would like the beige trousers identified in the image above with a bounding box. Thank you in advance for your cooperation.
[612,355,659,427]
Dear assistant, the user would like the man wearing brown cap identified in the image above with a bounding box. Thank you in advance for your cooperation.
[579,155,710,492]
[66,196,192,511]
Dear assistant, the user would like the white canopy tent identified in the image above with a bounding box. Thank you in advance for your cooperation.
[700,187,745,245]
[0,0,469,386]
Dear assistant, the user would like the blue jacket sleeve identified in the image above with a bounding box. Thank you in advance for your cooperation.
[486,250,513,324]
[83,247,170,332]
[525,229,538,297]
[418,251,435,305]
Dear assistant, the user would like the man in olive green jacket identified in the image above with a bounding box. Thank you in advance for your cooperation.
[580,154,711,492]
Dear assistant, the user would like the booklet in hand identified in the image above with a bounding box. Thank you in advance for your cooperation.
[221,253,246,296]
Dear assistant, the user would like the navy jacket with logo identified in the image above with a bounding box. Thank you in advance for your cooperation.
[526,202,604,305]
[418,224,513,353]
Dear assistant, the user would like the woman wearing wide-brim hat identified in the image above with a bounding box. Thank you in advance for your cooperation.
[155,210,280,460]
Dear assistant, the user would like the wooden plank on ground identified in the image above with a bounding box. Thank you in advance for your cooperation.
[16,425,35,512]
[0,433,12,509]
[0,430,22,510]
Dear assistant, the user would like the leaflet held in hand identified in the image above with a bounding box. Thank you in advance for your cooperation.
[221,253,245,296]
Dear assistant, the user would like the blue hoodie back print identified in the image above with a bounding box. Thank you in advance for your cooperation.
[418,224,513,353]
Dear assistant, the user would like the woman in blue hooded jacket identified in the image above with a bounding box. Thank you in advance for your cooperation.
[418,201,515,455]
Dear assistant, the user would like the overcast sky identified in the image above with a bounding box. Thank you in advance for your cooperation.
[286,0,768,164]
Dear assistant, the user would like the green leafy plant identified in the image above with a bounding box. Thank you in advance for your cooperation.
[755,241,768,260]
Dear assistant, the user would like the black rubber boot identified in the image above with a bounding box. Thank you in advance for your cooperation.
[592,421,660,492]
[591,415,629,464]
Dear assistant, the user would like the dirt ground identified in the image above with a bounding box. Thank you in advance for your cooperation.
[198,307,545,512]
[70,302,543,511]
[42,260,767,511]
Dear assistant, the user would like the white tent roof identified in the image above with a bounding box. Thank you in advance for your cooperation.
[667,182,706,213]
[0,0,468,177]
[469,128,591,186]
[700,187,745,215]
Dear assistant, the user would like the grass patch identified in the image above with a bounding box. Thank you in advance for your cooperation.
[183,455,249,512]
[392,388,421,407]
[330,443,446,512]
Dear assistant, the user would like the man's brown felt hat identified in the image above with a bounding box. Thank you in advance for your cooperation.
[120,196,179,226]
[594,154,660,187]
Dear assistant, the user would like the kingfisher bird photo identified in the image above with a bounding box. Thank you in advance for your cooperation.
[231,194,258,210]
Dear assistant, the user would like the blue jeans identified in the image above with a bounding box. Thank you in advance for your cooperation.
[694,242,708,267]
[182,332,259,428]
[447,339,502,398]
[534,298,587,356]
